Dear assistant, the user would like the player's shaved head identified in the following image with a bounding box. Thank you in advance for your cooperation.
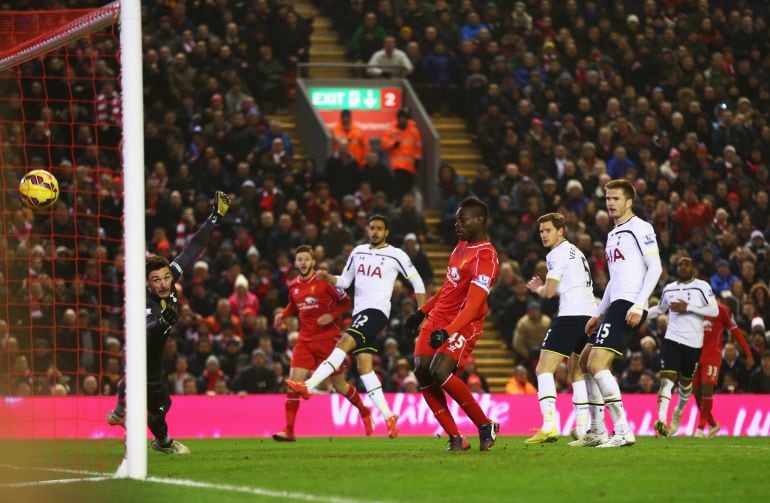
[460,196,489,223]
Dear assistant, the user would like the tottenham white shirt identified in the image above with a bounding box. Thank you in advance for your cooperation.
[655,279,718,348]
[336,244,425,317]
[604,216,659,305]
[546,240,597,317]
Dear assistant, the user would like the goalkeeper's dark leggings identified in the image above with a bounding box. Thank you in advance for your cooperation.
[116,379,172,440]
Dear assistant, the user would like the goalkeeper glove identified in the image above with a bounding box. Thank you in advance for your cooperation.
[159,304,179,330]
[429,328,448,350]
[404,310,426,338]
[209,190,231,224]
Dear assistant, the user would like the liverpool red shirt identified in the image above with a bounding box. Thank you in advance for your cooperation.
[428,240,499,328]
[285,273,347,343]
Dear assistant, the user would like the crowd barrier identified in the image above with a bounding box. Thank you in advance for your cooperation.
[2,393,769,439]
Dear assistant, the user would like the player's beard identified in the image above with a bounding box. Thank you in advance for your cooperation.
[299,267,313,278]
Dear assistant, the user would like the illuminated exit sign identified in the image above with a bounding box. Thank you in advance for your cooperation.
[309,87,401,110]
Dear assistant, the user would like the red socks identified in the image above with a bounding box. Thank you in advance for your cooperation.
[421,383,460,436]
[699,397,714,429]
[285,392,301,434]
[344,383,369,415]
[441,375,489,427]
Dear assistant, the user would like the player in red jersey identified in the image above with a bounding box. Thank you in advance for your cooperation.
[691,299,753,438]
[404,196,500,451]
[272,245,373,441]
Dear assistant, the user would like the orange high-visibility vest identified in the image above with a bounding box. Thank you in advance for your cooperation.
[381,121,422,174]
[331,121,370,166]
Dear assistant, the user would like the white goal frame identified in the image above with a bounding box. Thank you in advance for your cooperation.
[1,0,148,479]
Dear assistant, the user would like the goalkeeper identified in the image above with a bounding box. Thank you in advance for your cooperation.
[106,191,230,454]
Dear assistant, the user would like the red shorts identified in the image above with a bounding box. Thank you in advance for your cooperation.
[414,317,481,374]
[291,338,344,376]
[693,358,721,387]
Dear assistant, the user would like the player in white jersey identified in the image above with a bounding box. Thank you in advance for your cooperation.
[649,256,718,437]
[524,213,597,444]
[287,215,426,439]
[577,179,662,448]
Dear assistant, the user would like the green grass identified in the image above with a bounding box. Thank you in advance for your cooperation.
[1,436,767,502]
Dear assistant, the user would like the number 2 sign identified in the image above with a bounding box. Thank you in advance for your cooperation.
[380,88,401,109]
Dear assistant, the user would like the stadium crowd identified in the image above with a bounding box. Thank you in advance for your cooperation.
[1,0,770,398]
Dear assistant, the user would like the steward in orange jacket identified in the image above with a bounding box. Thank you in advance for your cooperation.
[381,109,422,201]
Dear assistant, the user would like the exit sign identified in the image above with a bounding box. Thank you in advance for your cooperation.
[309,87,401,110]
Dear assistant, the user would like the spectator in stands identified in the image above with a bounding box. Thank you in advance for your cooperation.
[390,193,427,246]
[359,151,395,202]
[253,46,286,114]
[512,301,550,367]
[325,140,360,203]
[401,233,432,288]
[504,365,536,395]
[233,349,278,394]
[710,260,738,296]
[367,36,412,78]
[419,39,460,116]
[748,351,770,394]
[719,341,752,392]
[350,12,386,62]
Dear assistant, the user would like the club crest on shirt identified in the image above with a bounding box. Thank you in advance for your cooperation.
[447,266,461,286]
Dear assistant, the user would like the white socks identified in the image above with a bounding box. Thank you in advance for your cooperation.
[594,370,629,435]
[675,380,692,415]
[361,371,394,419]
[306,348,347,390]
[584,373,606,434]
[537,373,557,431]
[572,379,589,437]
[658,377,675,422]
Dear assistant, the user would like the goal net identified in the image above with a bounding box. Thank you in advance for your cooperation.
[0,1,126,478]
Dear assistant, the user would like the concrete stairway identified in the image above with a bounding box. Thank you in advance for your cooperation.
[431,116,483,179]
[293,1,352,78]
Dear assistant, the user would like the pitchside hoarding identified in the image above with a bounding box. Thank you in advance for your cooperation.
[2,394,770,439]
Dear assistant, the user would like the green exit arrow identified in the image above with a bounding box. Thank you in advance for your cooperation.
[310,88,381,110]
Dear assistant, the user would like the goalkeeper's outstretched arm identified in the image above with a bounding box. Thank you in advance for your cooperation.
[170,190,230,280]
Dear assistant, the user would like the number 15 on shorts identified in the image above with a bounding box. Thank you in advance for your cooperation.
[595,323,611,344]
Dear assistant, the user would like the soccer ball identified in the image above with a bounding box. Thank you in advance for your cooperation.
[19,169,59,210]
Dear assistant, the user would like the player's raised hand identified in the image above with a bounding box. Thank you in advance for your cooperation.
[209,190,231,223]
[403,310,425,338]
[746,354,755,369]
[317,313,333,326]
[273,312,283,329]
[526,276,543,294]
[585,316,600,336]
[316,270,335,284]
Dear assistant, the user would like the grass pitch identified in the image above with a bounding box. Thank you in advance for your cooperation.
[1,436,766,502]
